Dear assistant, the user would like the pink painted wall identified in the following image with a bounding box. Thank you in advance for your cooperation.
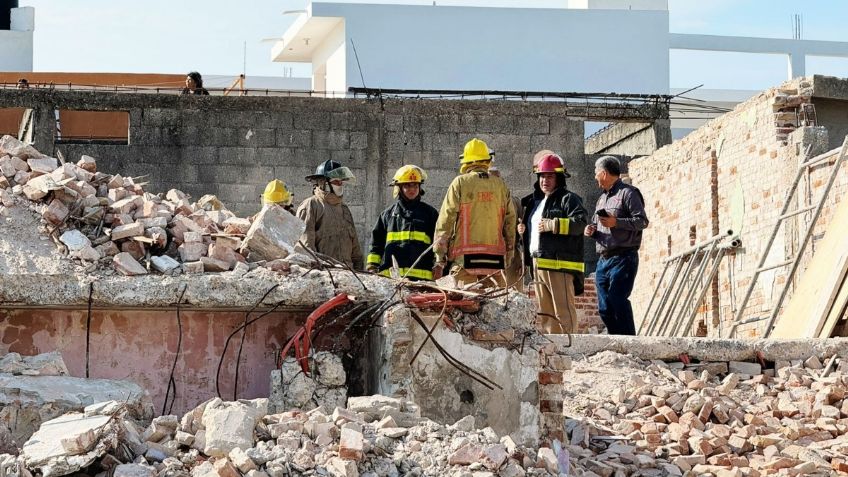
[0,307,347,415]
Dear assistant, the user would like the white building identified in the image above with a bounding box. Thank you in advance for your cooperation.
[0,3,34,72]
[271,0,848,136]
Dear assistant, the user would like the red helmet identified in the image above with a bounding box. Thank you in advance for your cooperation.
[535,153,571,178]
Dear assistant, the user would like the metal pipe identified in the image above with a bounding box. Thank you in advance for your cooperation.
[638,259,672,335]
[656,247,702,336]
[664,229,732,263]
[670,240,719,336]
[681,247,727,337]
[644,257,685,336]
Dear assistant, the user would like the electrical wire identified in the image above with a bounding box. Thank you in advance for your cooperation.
[233,284,280,400]
[162,284,188,415]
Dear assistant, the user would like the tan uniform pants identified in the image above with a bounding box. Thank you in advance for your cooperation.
[451,266,507,289]
[534,270,577,334]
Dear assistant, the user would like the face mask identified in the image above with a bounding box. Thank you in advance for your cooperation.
[331,183,344,197]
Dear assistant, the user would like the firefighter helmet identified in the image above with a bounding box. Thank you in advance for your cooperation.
[535,153,572,178]
[262,179,292,206]
[459,138,494,164]
[391,165,427,185]
[305,160,356,183]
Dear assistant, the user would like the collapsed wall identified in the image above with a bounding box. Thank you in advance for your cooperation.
[629,75,848,338]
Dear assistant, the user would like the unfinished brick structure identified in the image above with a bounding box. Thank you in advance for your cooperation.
[630,75,848,338]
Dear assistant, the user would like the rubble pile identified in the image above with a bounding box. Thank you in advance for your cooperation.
[3,394,582,477]
[270,354,348,414]
[559,351,848,476]
[0,135,307,277]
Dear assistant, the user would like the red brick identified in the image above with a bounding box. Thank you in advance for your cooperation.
[538,371,563,385]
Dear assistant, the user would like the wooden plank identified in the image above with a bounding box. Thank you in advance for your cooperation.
[820,275,848,338]
[771,195,848,338]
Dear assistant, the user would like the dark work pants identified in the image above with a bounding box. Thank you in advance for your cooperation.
[595,250,639,335]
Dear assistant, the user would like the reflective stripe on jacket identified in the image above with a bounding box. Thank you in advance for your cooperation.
[368,197,438,281]
[433,167,516,272]
[523,186,588,295]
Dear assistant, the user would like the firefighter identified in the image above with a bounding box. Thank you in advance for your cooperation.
[261,179,294,214]
[433,138,517,288]
[296,160,364,270]
[523,153,587,334]
[366,165,439,280]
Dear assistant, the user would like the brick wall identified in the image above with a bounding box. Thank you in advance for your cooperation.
[576,276,603,333]
[629,76,848,338]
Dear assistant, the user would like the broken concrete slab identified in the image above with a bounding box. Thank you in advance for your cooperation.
[151,255,181,274]
[0,351,68,376]
[0,373,152,445]
[21,412,114,477]
[201,399,266,457]
[241,206,305,262]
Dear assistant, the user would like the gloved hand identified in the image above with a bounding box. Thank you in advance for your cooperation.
[432,262,446,280]
[366,265,379,273]
[538,218,557,233]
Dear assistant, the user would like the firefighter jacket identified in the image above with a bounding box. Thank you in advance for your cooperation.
[434,166,517,274]
[296,188,364,270]
[522,186,588,295]
[367,196,439,280]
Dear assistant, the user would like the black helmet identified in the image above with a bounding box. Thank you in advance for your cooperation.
[305,160,356,183]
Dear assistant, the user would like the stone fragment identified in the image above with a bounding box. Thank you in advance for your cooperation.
[213,458,240,477]
[241,205,305,261]
[339,427,365,461]
[536,447,558,473]
[728,361,761,376]
[77,155,97,172]
[27,157,59,174]
[183,261,204,274]
[111,222,145,241]
[223,217,252,234]
[229,447,258,473]
[96,241,120,257]
[152,255,181,274]
[326,456,359,477]
[449,443,483,465]
[113,252,148,276]
[179,241,207,262]
[60,230,91,253]
[480,444,508,470]
[202,400,264,457]
[42,199,69,225]
[114,463,156,477]
[201,256,231,272]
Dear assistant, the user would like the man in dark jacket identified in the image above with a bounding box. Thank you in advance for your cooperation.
[521,153,587,334]
[367,165,439,280]
[585,155,649,335]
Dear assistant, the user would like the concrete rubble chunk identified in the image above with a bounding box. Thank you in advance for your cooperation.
[241,205,306,261]
[202,399,264,457]
[27,157,59,174]
[21,412,114,477]
[0,135,44,159]
[229,447,258,473]
[151,255,181,274]
[59,230,91,253]
[111,221,145,241]
[77,155,97,173]
[113,252,148,276]
[728,361,761,376]
[42,199,69,225]
[114,463,156,477]
[0,351,69,376]
[339,428,365,461]
[327,456,359,477]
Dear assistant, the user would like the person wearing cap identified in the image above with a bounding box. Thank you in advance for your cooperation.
[433,138,516,288]
[522,153,587,334]
[584,155,649,335]
[488,165,524,290]
[261,179,294,214]
[296,159,363,270]
[367,165,438,281]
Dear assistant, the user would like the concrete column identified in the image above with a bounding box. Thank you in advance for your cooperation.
[788,51,805,79]
[31,104,56,154]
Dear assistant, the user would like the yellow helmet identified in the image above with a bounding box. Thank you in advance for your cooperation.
[262,179,292,206]
[391,165,427,185]
[459,138,494,164]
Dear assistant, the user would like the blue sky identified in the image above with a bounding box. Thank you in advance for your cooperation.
[18,0,848,91]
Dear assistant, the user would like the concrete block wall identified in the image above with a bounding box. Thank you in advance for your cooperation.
[630,77,848,338]
[1,90,607,262]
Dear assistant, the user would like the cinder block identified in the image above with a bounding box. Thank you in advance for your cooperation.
[276,129,311,148]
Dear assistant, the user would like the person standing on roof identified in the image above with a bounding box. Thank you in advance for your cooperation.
[261,179,295,214]
[181,71,210,95]
[433,138,516,288]
[367,165,439,281]
[521,153,587,334]
[296,160,363,270]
